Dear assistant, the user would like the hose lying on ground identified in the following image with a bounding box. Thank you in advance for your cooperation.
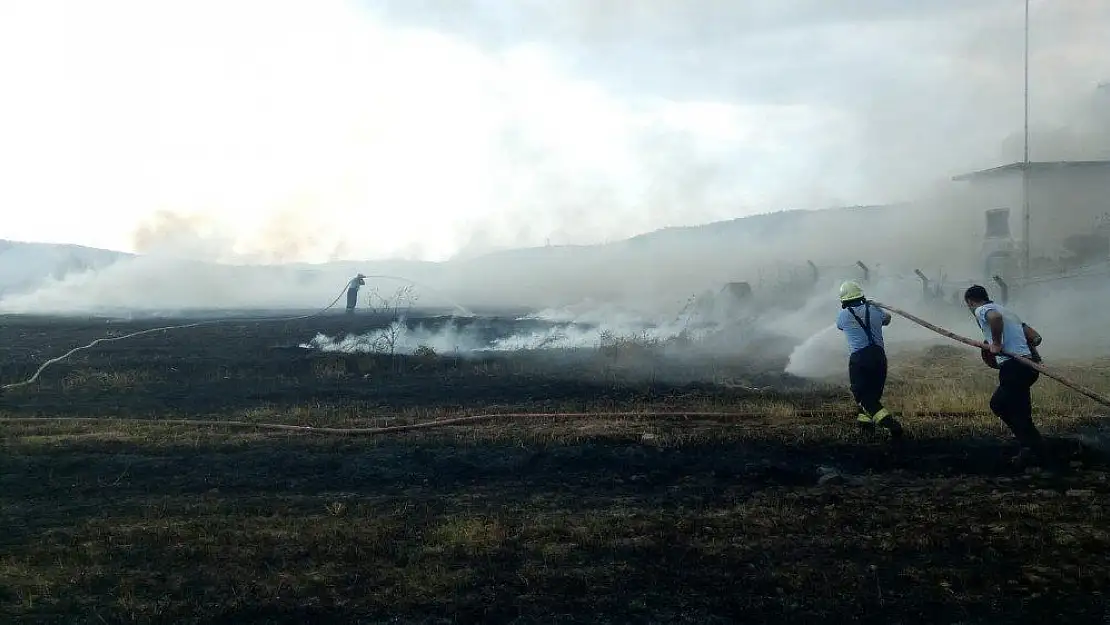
[872,301,1110,409]
[0,411,822,435]
[1,274,473,392]
[1,284,354,391]
[0,409,992,436]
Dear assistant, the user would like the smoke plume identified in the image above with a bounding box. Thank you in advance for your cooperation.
[1,0,1108,371]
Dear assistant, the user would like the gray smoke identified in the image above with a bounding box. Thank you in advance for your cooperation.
[1,1,1107,321]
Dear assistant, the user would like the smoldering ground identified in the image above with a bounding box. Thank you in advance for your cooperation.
[295,269,1110,392]
[296,275,950,385]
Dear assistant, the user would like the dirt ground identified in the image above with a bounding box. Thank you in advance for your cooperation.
[1,313,1109,624]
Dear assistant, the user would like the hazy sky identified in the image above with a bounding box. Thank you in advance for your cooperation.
[0,0,1106,262]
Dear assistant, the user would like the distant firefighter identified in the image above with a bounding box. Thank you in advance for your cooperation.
[836,281,904,439]
[346,274,366,313]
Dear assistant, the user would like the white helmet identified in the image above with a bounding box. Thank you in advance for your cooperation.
[839,280,864,302]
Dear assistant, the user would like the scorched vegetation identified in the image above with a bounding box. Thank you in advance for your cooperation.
[1,312,1108,624]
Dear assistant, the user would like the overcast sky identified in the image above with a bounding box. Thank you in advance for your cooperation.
[0,0,1106,262]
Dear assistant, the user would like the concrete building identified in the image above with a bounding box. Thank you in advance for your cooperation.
[951,160,1110,278]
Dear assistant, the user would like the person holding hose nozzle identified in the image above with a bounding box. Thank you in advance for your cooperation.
[836,281,904,439]
[963,285,1057,469]
[346,274,366,314]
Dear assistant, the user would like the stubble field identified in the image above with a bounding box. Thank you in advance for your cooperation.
[1,312,1109,624]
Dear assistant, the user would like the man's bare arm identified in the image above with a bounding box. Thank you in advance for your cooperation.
[986,310,1005,345]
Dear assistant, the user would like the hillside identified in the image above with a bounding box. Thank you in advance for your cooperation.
[0,202,981,314]
[0,240,131,297]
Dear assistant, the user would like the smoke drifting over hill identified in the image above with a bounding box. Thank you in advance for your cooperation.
[0,1,1106,368]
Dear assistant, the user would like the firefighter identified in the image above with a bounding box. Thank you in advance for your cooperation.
[963,285,1054,467]
[346,274,366,314]
[836,281,903,438]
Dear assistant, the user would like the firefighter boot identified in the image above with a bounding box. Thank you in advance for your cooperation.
[873,409,904,441]
[856,411,876,433]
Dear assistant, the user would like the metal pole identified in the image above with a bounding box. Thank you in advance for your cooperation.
[914,269,930,300]
[1021,0,1031,279]
[993,275,1009,304]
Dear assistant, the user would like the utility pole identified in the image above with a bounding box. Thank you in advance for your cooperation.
[1021,0,1031,279]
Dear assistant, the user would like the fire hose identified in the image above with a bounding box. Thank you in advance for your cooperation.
[872,301,1110,409]
[0,286,352,392]
[1,274,476,393]
[0,410,856,435]
[0,409,1004,435]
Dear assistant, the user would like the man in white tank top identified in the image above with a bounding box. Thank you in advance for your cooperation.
[963,285,1053,468]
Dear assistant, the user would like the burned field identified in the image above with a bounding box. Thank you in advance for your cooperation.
[2,312,1110,624]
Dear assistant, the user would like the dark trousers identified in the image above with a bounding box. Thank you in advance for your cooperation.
[345,288,358,313]
[848,344,887,416]
[991,360,1042,448]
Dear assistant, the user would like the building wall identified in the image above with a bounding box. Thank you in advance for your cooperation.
[957,166,1110,261]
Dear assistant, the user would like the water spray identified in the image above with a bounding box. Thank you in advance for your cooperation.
[783,325,840,378]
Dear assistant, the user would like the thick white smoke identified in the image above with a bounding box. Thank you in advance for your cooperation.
[0,1,1107,382]
[784,270,1110,380]
[782,277,956,379]
[303,308,715,357]
[301,271,965,372]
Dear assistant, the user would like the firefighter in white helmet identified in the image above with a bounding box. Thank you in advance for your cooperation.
[836,281,903,438]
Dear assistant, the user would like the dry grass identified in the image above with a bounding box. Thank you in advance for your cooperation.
[60,368,158,392]
[3,316,1110,623]
[2,413,1108,623]
[885,348,1110,438]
